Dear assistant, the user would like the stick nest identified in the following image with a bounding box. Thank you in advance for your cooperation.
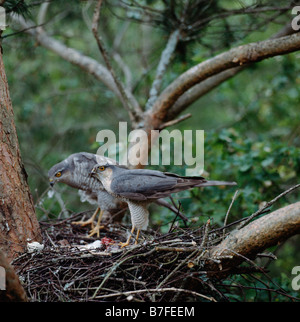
[12,211,292,302]
[12,211,228,302]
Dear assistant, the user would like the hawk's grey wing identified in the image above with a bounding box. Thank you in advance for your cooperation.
[110,169,199,201]
[110,167,236,201]
[110,170,176,200]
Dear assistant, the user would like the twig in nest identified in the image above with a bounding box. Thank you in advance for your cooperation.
[156,250,199,291]
[168,201,182,233]
[200,218,210,248]
[91,287,216,302]
[155,246,198,252]
[91,247,157,299]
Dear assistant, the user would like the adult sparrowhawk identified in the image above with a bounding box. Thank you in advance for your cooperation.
[91,163,237,247]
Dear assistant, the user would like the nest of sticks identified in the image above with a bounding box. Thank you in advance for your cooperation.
[12,209,294,302]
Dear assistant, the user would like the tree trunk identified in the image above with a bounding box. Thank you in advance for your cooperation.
[0,47,42,262]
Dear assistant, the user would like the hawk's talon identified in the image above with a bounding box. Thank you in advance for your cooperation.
[71,207,100,229]
[119,241,130,248]
[119,226,140,248]
[71,217,95,228]
[87,209,105,237]
[88,224,105,238]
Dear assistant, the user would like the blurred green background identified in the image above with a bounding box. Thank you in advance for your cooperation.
[1,0,300,301]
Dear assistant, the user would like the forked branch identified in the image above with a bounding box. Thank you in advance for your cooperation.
[149,33,300,127]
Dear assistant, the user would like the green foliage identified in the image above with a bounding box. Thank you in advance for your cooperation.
[1,0,299,301]
[3,0,31,17]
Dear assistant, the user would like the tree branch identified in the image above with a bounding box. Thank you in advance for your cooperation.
[238,183,300,229]
[158,113,191,130]
[206,201,300,278]
[165,22,299,121]
[37,1,50,28]
[166,66,244,121]
[10,13,141,119]
[149,33,300,127]
[145,29,180,111]
[112,21,133,92]
[91,0,142,125]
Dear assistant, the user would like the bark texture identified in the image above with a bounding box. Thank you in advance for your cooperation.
[0,50,42,262]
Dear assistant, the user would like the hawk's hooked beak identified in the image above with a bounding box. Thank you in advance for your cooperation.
[49,179,54,187]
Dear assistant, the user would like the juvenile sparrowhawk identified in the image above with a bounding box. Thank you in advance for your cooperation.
[48,152,126,237]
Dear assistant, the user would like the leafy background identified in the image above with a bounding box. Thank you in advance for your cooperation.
[2,0,300,301]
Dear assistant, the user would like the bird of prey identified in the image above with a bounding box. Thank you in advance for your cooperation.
[48,152,127,237]
[91,164,237,247]
[48,152,188,237]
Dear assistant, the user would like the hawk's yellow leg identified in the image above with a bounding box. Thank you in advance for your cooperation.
[88,209,105,237]
[134,229,141,245]
[71,207,100,228]
[119,226,141,247]
[120,226,136,248]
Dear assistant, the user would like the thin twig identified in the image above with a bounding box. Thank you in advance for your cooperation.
[158,113,192,130]
[238,183,300,229]
[168,201,182,233]
[91,286,216,301]
[91,247,156,299]
[200,219,210,248]
[156,249,199,290]
[222,189,239,239]
[91,0,141,124]
[155,246,198,252]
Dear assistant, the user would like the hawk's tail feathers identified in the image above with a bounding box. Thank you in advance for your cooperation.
[196,180,237,187]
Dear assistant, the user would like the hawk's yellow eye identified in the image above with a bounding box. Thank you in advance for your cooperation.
[98,166,105,171]
[55,172,62,177]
